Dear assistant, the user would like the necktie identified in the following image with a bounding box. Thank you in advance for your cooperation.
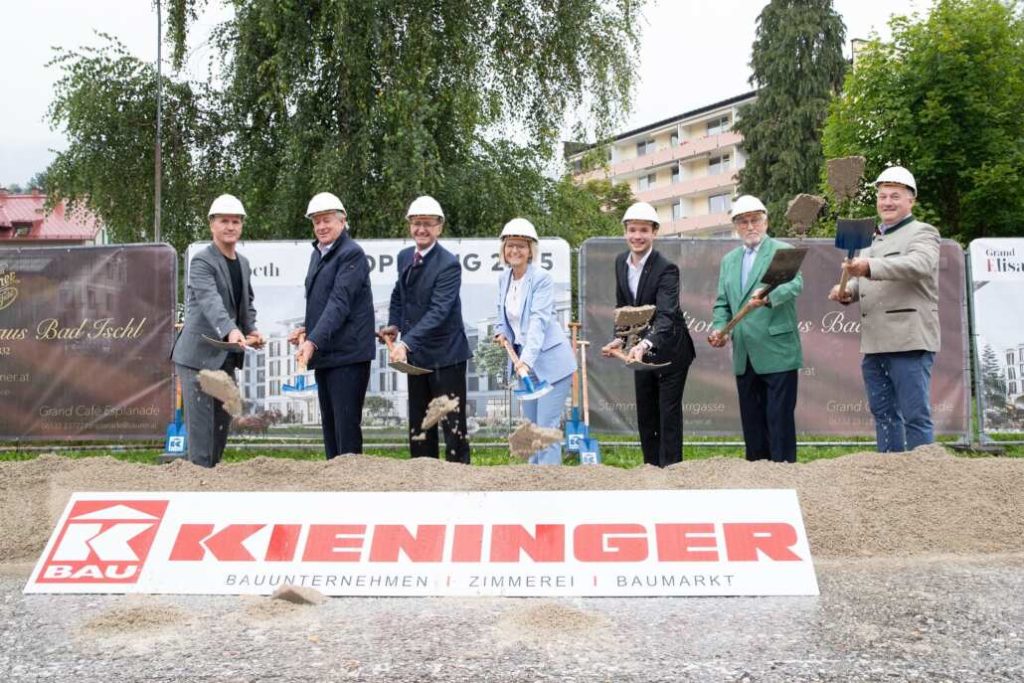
[413,251,423,267]
[741,248,755,290]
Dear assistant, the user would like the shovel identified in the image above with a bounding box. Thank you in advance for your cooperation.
[499,338,553,401]
[607,346,671,370]
[577,340,601,465]
[718,247,808,337]
[162,375,187,457]
[563,322,588,453]
[834,218,875,297]
[382,336,432,376]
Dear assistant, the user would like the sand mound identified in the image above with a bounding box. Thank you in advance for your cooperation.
[2,445,1022,562]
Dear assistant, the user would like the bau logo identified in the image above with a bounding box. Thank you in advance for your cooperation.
[37,500,168,583]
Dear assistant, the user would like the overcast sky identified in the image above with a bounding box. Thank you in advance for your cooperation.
[0,0,928,186]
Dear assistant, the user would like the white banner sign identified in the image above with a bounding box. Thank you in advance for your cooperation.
[26,490,818,597]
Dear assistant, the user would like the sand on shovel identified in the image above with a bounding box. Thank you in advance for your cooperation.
[786,193,826,233]
[827,156,866,202]
[197,369,243,417]
[508,421,564,460]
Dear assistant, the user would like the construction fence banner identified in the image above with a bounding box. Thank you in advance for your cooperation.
[0,245,177,441]
[25,490,819,597]
[185,238,571,428]
[968,238,1024,437]
[579,237,970,439]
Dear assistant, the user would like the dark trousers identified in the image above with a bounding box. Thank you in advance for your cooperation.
[634,365,688,467]
[735,360,798,462]
[176,361,235,468]
[315,361,371,459]
[408,361,470,463]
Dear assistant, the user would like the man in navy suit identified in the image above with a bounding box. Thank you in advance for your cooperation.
[379,196,472,463]
[289,192,375,459]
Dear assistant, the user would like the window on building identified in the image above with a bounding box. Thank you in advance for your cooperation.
[1009,367,1017,381]
[636,139,655,157]
[1010,382,1018,396]
[468,376,479,392]
[14,225,30,237]
[672,202,684,220]
[1008,352,1016,365]
[270,380,281,395]
[257,354,265,368]
[670,132,679,147]
[638,173,656,191]
[706,115,731,136]
[671,165,680,184]
[270,341,279,357]
[708,194,732,214]
[708,154,732,175]
[258,370,265,384]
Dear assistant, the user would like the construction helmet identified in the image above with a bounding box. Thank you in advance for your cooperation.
[305,192,346,218]
[622,202,660,228]
[730,195,768,219]
[208,194,246,218]
[406,195,445,220]
[874,166,917,196]
[500,217,539,242]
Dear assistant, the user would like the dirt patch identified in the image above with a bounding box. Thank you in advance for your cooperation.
[198,369,243,417]
[827,156,867,201]
[80,598,188,635]
[496,601,609,644]
[2,445,1023,563]
[508,422,564,459]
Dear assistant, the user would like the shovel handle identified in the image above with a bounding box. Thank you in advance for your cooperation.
[837,260,852,297]
[721,286,772,336]
[567,323,581,409]
[578,340,591,427]
[499,338,530,379]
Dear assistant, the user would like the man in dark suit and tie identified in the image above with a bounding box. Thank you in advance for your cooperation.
[289,192,375,459]
[379,195,472,463]
[601,201,696,467]
[172,194,265,467]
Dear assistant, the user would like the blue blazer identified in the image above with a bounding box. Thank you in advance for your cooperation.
[388,242,471,369]
[303,230,376,369]
[495,264,577,384]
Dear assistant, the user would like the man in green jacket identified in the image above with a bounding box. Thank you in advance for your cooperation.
[709,195,803,462]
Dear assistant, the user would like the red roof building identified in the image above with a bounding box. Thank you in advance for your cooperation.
[0,191,106,246]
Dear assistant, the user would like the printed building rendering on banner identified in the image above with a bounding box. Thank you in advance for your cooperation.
[186,239,572,432]
[969,238,1024,434]
[580,237,970,438]
[0,245,177,440]
[26,490,819,597]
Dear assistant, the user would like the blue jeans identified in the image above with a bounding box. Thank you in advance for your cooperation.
[521,374,573,465]
[861,351,935,452]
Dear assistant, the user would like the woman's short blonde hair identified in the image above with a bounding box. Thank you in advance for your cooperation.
[499,236,537,266]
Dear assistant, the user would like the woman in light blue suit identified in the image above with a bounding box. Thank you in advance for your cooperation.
[493,218,577,464]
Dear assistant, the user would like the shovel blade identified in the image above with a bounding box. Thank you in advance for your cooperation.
[580,437,601,465]
[835,218,875,253]
[389,360,432,375]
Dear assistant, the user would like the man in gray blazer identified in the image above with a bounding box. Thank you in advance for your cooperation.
[171,194,264,467]
[829,166,940,452]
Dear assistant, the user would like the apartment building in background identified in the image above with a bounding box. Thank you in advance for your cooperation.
[567,92,755,237]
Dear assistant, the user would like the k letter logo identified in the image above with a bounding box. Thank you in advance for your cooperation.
[37,500,168,583]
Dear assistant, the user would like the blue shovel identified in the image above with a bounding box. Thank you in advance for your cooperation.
[835,218,876,297]
[163,376,187,457]
[563,322,588,453]
[577,340,601,465]
[500,338,553,401]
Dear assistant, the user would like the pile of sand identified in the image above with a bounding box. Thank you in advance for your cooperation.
[2,445,1022,562]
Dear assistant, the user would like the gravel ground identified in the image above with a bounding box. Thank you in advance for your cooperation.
[3,555,1022,682]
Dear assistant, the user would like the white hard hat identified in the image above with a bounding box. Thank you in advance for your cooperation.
[406,195,445,220]
[730,195,768,219]
[500,217,539,242]
[305,192,346,218]
[622,202,660,228]
[874,166,917,196]
[208,194,246,218]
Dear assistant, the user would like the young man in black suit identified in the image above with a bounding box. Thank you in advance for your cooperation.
[290,192,376,459]
[379,196,472,463]
[601,201,696,467]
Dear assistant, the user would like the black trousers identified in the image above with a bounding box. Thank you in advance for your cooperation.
[315,361,371,459]
[408,361,470,463]
[735,360,799,463]
[634,365,689,467]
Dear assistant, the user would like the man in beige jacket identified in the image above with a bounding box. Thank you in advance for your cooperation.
[829,166,940,452]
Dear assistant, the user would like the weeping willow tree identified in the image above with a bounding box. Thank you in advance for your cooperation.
[46,0,645,253]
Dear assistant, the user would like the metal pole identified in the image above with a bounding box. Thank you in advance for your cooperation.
[154,0,163,243]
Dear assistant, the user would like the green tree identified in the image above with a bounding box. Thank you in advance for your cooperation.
[735,0,847,234]
[981,343,1007,411]
[821,0,1024,243]
[45,37,232,255]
